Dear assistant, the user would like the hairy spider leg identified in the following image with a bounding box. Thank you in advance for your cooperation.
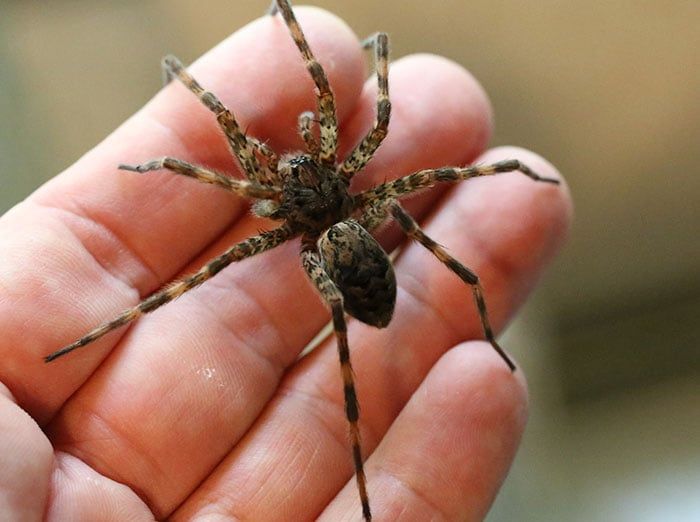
[297,110,320,159]
[301,248,372,521]
[355,159,560,207]
[246,136,280,178]
[339,32,391,180]
[161,55,278,184]
[354,199,393,234]
[118,157,281,200]
[389,202,516,370]
[354,162,559,371]
[44,226,295,362]
[270,0,339,167]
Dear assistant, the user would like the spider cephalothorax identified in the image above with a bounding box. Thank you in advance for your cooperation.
[44,1,559,519]
[265,154,354,232]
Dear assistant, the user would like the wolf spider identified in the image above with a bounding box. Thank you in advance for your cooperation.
[44,0,559,519]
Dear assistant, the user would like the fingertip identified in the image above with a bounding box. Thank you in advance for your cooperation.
[404,340,529,515]
[486,147,574,275]
[436,145,573,311]
[433,341,529,436]
[397,53,495,154]
[483,146,567,183]
[391,53,494,156]
[322,340,529,521]
[346,52,495,193]
[164,4,366,151]
[480,145,574,236]
[416,341,529,519]
[0,390,54,519]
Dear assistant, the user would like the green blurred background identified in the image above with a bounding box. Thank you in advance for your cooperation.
[1,1,698,520]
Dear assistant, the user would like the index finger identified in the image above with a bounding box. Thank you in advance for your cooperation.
[0,6,365,422]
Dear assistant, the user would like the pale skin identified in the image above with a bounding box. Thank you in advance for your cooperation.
[0,7,572,522]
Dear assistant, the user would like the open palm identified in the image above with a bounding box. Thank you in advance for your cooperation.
[0,7,571,521]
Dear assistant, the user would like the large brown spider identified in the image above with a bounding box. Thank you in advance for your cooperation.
[44,0,559,519]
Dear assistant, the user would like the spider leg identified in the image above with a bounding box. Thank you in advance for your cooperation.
[271,0,339,167]
[301,247,372,521]
[119,157,281,200]
[355,159,560,207]
[297,110,320,158]
[355,199,391,232]
[389,201,516,371]
[161,55,269,184]
[339,33,391,180]
[266,0,280,16]
[244,137,280,184]
[45,226,295,362]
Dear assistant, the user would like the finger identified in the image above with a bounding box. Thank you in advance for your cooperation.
[171,147,571,519]
[344,53,495,248]
[0,383,53,519]
[46,452,154,522]
[0,6,365,420]
[342,52,493,190]
[48,54,497,519]
[321,342,528,521]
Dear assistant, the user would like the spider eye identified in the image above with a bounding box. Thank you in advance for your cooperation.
[289,155,313,167]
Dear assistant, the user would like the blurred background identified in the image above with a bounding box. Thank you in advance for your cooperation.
[1,1,698,520]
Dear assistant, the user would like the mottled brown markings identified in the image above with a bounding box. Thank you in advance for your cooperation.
[45,1,560,518]
[119,157,280,200]
[272,156,355,233]
[272,0,338,167]
[356,160,559,208]
[161,55,267,183]
[356,199,391,232]
[340,32,391,179]
[139,292,170,313]
[318,220,396,328]
[307,62,330,91]
[45,226,293,362]
[297,111,320,158]
[246,137,280,183]
[301,249,370,519]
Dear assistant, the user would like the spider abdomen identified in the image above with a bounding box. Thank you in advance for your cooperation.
[318,220,396,328]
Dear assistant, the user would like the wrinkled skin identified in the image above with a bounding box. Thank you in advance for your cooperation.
[0,6,571,522]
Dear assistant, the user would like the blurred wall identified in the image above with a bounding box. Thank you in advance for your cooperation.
[1,1,698,520]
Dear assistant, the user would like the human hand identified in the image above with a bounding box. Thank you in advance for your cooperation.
[0,6,571,521]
